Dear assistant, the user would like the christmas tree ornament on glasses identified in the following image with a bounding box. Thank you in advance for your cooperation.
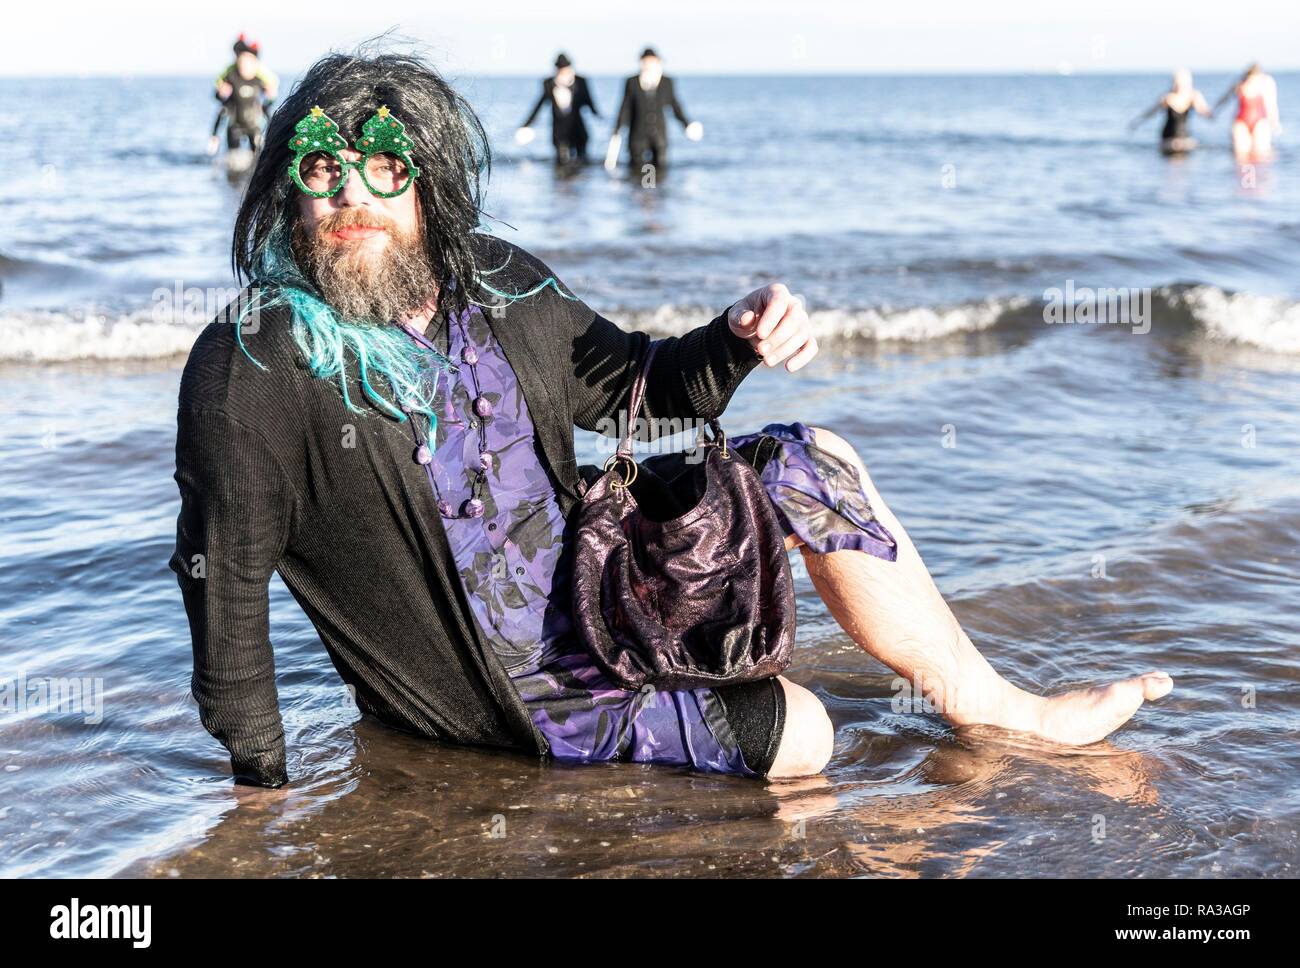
[288,105,422,198]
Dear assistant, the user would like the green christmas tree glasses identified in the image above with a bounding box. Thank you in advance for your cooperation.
[288,105,422,199]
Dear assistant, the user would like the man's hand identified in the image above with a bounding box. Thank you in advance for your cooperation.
[727,283,819,372]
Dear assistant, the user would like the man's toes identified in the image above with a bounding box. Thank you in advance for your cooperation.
[1140,672,1174,701]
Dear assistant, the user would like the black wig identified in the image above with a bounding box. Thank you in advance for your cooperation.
[232,44,493,321]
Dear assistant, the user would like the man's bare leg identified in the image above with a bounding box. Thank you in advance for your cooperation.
[790,426,1173,746]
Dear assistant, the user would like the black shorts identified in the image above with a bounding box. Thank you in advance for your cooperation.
[714,676,786,777]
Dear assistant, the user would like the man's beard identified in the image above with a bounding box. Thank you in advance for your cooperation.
[292,208,438,325]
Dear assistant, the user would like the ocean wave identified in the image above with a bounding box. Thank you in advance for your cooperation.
[1158,285,1300,354]
[0,296,1036,362]
[3,284,1297,362]
[0,308,205,362]
[0,250,88,279]
[620,297,1032,341]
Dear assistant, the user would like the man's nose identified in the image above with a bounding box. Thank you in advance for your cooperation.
[335,164,372,206]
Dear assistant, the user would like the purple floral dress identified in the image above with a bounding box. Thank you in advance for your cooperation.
[416,307,897,777]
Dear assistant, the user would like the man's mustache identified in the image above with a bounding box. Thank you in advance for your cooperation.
[313,208,400,236]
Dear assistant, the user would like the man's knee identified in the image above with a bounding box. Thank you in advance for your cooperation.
[808,425,876,489]
[765,677,834,778]
[808,425,854,463]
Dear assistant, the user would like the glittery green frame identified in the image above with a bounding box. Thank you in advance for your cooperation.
[287,105,421,199]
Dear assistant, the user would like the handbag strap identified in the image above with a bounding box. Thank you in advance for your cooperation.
[616,340,659,459]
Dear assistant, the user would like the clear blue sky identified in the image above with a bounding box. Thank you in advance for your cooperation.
[3,0,1297,76]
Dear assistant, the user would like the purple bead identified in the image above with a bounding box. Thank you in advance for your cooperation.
[472,395,493,419]
[415,444,432,465]
[461,346,478,365]
[478,451,493,470]
[463,497,485,518]
[436,499,453,516]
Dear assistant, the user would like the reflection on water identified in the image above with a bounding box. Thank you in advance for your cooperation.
[114,695,1192,879]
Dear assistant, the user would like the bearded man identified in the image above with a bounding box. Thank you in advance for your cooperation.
[172,50,1172,789]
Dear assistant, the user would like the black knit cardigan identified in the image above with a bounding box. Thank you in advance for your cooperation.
[170,235,762,786]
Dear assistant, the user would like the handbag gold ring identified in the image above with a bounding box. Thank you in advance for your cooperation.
[702,421,730,459]
[604,453,639,489]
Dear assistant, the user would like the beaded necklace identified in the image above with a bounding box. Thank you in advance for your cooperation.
[400,308,495,519]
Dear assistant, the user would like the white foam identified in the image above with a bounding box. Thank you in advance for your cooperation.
[0,308,205,362]
[1163,285,1300,354]
[621,296,1029,342]
[0,296,1034,362]
[7,287,1295,362]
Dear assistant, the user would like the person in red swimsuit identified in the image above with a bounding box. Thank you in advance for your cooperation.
[1214,63,1282,161]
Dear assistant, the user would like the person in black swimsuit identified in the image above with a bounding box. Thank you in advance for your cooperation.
[1130,69,1212,155]
[1161,103,1192,143]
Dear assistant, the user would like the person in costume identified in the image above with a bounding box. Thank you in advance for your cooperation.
[208,34,279,155]
[172,49,1174,789]
[515,53,600,167]
[606,47,702,175]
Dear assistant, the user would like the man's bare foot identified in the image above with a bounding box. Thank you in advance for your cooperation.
[944,672,1173,747]
[1031,672,1174,746]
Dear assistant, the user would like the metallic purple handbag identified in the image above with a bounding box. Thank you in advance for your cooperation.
[571,341,796,692]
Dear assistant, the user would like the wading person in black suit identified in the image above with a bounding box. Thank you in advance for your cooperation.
[515,53,599,167]
[607,47,703,177]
